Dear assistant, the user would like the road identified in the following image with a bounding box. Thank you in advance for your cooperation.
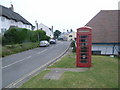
[2,41,70,88]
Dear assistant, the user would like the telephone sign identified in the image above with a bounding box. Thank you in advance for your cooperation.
[76,26,92,67]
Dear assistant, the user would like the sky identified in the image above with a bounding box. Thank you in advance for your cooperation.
[0,0,119,32]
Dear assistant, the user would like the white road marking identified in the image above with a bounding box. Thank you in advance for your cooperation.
[36,49,47,54]
[2,49,47,69]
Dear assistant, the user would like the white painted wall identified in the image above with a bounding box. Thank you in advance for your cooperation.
[92,44,119,55]
[0,16,32,33]
[60,32,76,41]
[0,16,9,33]
[67,32,76,41]
[38,23,54,38]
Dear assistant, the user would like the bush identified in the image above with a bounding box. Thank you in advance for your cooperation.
[37,30,46,41]
[1,28,51,57]
[2,28,51,46]
[45,36,50,41]
[70,40,76,52]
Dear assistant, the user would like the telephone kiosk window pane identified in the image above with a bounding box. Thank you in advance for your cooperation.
[80,39,87,42]
[80,36,88,38]
[81,57,87,59]
[80,60,88,63]
[81,43,88,46]
[81,53,87,56]
[81,47,88,49]
[81,50,87,52]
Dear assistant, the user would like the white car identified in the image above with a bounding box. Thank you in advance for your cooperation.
[40,40,49,47]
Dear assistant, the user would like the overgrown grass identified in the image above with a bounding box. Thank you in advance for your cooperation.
[1,42,39,57]
[20,53,118,88]
[0,45,2,57]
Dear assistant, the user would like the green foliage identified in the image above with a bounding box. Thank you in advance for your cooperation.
[54,30,61,39]
[37,30,46,41]
[45,36,50,41]
[1,28,51,57]
[30,31,38,42]
[2,28,50,45]
[3,28,29,44]
[70,40,76,52]
[0,35,2,44]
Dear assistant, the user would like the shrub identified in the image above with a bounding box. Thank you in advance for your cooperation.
[70,40,76,52]
[45,36,50,41]
[2,28,51,46]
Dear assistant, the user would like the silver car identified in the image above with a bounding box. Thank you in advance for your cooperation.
[49,39,56,44]
[40,40,49,47]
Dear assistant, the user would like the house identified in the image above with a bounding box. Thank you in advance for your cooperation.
[67,32,76,41]
[38,23,54,38]
[59,32,68,41]
[0,5,33,34]
[86,10,120,55]
[59,31,76,41]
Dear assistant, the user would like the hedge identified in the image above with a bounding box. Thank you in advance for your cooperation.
[2,28,50,45]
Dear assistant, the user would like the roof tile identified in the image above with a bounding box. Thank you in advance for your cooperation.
[86,10,119,43]
[0,5,32,25]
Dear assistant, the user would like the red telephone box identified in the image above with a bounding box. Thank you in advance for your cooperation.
[76,26,92,67]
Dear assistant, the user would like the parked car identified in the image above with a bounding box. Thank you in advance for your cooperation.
[40,40,49,47]
[49,39,56,44]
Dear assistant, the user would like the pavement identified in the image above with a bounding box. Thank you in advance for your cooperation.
[44,68,89,80]
[44,69,64,80]
[43,47,89,80]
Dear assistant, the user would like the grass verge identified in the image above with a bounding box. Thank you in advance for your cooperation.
[20,53,118,88]
[1,42,39,57]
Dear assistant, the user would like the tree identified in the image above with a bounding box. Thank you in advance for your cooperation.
[37,30,46,41]
[45,36,50,41]
[54,30,61,39]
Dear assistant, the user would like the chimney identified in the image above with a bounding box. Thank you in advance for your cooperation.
[9,4,14,11]
[51,26,53,32]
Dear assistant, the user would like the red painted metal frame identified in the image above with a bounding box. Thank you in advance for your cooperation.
[76,26,92,67]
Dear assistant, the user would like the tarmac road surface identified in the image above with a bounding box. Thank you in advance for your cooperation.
[2,41,70,88]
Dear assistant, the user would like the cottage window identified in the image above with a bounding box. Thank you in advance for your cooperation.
[69,35,72,37]
[1,17,5,22]
[28,25,30,28]
[11,20,14,24]
[25,25,27,28]
[1,28,7,33]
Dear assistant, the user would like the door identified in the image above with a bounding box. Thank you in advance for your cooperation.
[78,34,91,67]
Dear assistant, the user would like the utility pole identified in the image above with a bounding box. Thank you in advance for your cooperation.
[35,20,38,30]
[35,20,39,41]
